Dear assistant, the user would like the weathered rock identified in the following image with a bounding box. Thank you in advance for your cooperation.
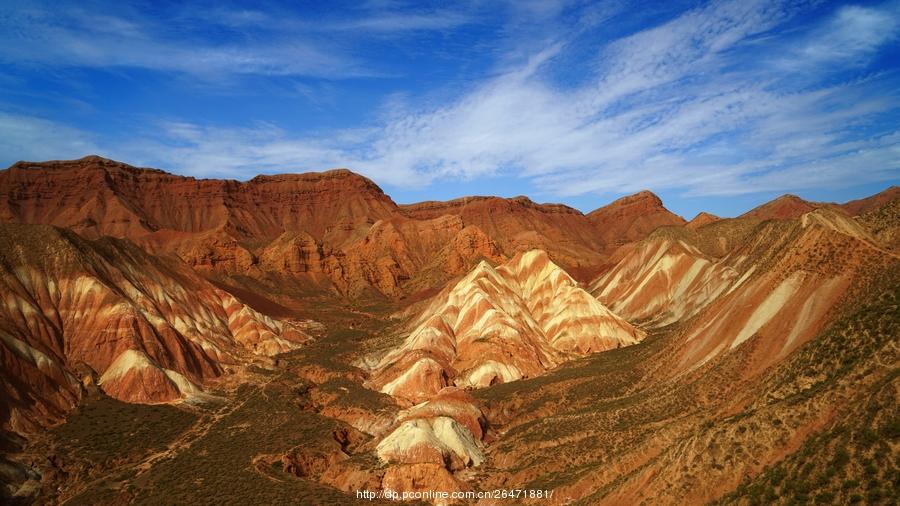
[0,223,311,431]
[369,250,643,404]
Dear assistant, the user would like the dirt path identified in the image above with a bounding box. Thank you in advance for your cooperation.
[58,374,278,505]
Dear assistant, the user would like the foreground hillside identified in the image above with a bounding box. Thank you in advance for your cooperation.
[0,157,897,505]
[474,216,898,503]
[0,223,313,433]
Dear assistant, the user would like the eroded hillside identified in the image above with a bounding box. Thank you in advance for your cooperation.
[1,158,897,506]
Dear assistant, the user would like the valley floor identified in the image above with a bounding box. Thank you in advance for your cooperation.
[5,276,899,506]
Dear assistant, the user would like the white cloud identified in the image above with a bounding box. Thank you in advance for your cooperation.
[343,0,900,196]
[795,4,899,67]
[2,0,898,199]
[0,112,97,164]
[0,2,476,80]
[98,120,421,187]
[325,11,472,32]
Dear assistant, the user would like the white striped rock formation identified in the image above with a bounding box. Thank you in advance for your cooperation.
[369,249,643,404]
[0,223,312,432]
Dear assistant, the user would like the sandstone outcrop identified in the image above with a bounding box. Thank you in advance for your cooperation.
[592,205,895,378]
[0,223,310,432]
[369,250,643,404]
[591,238,739,327]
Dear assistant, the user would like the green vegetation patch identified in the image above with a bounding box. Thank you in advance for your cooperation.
[51,393,198,463]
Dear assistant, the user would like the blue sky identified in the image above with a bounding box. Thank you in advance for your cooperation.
[1,0,898,218]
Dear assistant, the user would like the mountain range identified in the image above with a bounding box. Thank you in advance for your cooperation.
[0,156,897,505]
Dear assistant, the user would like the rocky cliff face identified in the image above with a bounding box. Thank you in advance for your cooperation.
[0,156,411,297]
[4,157,655,297]
[399,196,610,272]
[0,156,397,242]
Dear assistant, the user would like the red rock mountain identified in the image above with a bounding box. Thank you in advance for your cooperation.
[2,155,899,505]
[0,223,310,433]
[590,237,738,327]
[462,197,898,505]
[0,158,517,298]
[840,185,900,216]
[586,190,686,245]
[366,250,641,497]
[592,206,895,377]
[399,196,609,272]
[739,193,823,220]
[1,157,684,297]
[0,156,397,241]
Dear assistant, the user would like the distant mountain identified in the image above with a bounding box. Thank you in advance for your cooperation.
[686,211,720,229]
[476,198,899,505]
[587,190,686,244]
[593,205,893,377]
[400,196,609,274]
[840,185,900,216]
[739,194,822,220]
[1,157,686,297]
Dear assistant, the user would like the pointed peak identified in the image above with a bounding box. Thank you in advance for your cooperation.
[504,248,554,270]
[686,211,720,229]
[587,190,672,217]
[585,190,686,244]
[741,193,818,221]
[613,190,664,207]
[464,258,499,279]
[773,193,805,203]
[475,259,494,270]
[517,248,551,262]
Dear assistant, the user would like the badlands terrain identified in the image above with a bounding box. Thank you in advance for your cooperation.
[0,156,898,505]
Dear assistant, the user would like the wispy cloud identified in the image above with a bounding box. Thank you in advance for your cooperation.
[325,11,472,32]
[0,7,362,79]
[345,0,900,196]
[96,120,420,186]
[0,1,476,79]
[0,112,97,162]
[2,0,898,199]
[794,4,899,67]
